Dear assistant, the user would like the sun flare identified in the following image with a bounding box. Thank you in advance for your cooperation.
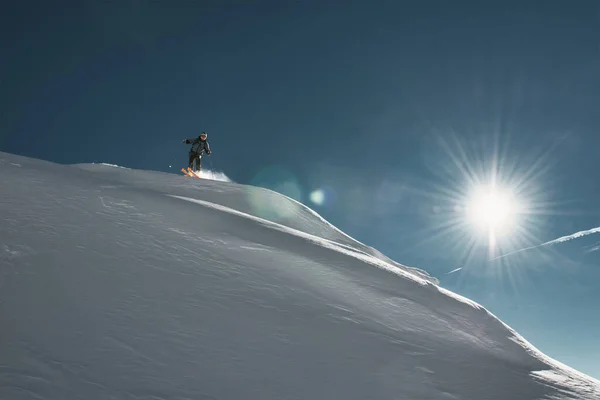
[467,186,518,236]
[404,129,558,269]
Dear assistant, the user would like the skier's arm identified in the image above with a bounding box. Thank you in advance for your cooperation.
[204,141,211,155]
[183,138,197,144]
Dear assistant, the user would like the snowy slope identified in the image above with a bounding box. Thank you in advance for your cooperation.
[1,152,599,400]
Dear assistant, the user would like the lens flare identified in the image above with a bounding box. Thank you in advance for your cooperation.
[247,165,303,221]
[310,189,325,205]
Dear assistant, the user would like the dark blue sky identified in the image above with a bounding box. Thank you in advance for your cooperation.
[2,1,600,378]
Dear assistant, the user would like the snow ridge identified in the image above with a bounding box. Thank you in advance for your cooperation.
[1,151,599,400]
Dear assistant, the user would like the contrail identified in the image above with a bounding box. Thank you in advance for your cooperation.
[584,242,600,253]
[492,226,600,260]
[445,267,463,274]
[550,226,600,243]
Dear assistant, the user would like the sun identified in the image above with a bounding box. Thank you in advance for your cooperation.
[467,185,518,236]
[396,127,559,270]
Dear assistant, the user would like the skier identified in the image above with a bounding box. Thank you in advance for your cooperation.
[183,132,211,172]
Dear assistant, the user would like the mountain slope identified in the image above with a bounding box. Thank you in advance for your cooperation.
[1,152,599,400]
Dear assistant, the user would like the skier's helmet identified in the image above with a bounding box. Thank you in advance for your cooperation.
[200,132,207,140]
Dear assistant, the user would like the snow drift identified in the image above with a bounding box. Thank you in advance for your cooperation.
[1,152,599,400]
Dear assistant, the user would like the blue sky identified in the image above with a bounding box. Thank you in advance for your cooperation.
[2,1,599,378]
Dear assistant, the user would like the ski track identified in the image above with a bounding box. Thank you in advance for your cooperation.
[0,152,599,400]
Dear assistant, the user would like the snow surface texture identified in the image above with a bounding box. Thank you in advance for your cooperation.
[1,152,599,400]
[98,162,232,182]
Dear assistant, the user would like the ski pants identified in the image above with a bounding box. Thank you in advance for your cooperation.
[188,151,202,171]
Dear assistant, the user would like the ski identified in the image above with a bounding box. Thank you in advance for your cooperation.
[181,168,193,177]
[187,167,202,179]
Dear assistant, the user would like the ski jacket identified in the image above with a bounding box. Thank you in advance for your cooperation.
[186,137,211,155]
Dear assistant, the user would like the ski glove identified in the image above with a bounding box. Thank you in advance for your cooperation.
[183,139,190,144]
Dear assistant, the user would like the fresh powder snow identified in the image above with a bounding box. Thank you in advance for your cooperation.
[1,152,599,400]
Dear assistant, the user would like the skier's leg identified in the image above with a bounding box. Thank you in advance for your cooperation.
[195,155,202,172]
[188,152,195,169]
